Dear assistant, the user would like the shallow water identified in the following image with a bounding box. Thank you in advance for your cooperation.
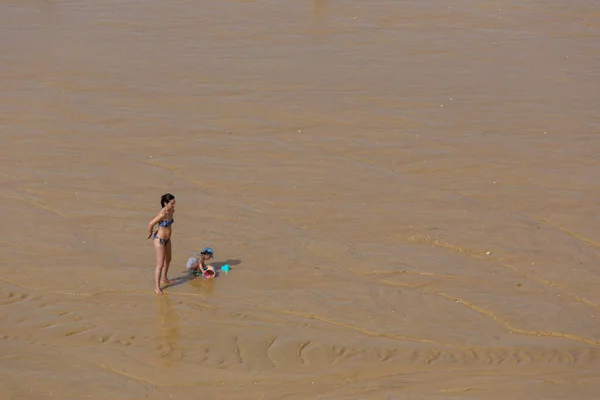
[1,1,600,399]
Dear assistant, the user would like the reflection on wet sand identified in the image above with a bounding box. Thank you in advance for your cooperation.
[156,296,181,368]
[187,276,216,296]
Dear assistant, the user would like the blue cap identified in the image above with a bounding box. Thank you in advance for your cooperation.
[201,247,214,257]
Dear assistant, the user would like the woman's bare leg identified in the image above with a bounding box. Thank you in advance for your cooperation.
[161,241,173,284]
[154,240,166,295]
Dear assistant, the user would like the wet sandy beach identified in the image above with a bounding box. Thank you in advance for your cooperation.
[1,1,600,399]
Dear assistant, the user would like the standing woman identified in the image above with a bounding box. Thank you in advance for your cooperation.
[147,193,176,295]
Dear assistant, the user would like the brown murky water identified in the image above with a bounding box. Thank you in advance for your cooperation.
[1,0,600,399]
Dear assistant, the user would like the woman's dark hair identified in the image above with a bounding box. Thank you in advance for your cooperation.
[161,193,175,207]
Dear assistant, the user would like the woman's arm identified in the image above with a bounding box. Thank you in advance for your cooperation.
[147,211,165,238]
